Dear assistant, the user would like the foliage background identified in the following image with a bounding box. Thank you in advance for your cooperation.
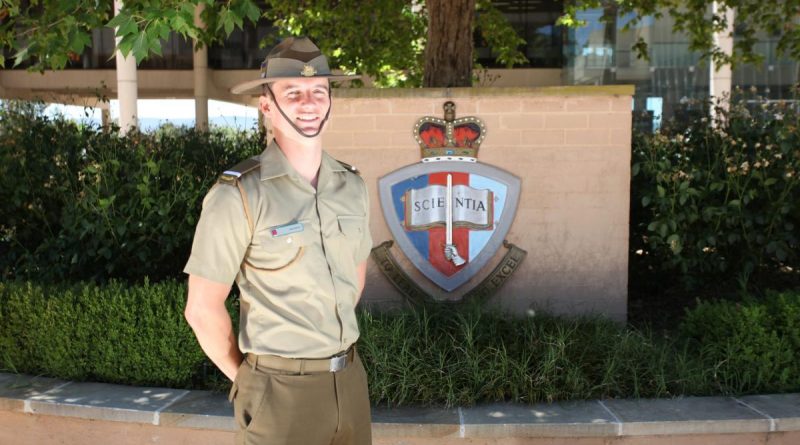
[1,280,798,403]
[0,102,263,282]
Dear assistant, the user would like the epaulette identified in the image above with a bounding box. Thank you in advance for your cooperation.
[218,157,260,185]
[336,159,360,175]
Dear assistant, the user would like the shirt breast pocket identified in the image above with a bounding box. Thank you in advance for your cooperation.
[245,221,314,272]
[335,215,365,264]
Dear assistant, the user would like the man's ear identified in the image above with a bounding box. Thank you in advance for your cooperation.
[258,94,271,114]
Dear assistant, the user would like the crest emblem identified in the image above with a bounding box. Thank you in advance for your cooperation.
[376,102,523,295]
[300,64,317,77]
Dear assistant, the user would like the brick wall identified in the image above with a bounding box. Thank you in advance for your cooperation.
[321,86,634,321]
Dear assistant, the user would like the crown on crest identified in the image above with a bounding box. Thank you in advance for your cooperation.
[413,101,486,163]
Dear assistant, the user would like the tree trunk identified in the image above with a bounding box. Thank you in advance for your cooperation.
[423,0,475,87]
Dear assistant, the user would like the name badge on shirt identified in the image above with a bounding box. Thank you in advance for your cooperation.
[269,222,304,237]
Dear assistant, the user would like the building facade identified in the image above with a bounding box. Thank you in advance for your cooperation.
[0,0,796,131]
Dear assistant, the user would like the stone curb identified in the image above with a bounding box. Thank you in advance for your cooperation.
[1,372,798,439]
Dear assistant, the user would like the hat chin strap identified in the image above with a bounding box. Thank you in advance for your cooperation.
[265,84,332,139]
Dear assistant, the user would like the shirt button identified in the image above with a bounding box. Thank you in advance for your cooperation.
[286,237,293,244]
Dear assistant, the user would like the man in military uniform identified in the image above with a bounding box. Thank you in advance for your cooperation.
[183,36,373,445]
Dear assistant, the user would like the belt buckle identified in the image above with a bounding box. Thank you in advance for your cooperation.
[329,353,347,372]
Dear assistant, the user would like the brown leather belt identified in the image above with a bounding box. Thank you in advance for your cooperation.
[246,346,354,374]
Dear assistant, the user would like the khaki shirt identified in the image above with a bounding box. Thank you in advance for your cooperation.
[184,141,372,358]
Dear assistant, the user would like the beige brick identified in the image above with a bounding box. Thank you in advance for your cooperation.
[500,114,545,130]
[350,131,392,147]
[328,115,375,131]
[565,128,609,145]
[522,129,565,145]
[321,131,354,149]
[556,146,611,162]
[523,98,566,112]
[390,130,417,147]
[611,95,634,112]
[610,127,633,145]
[477,98,523,113]
[348,99,392,114]
[589,112,630,129]
[484,129,521,146]
[565,97,612,112]
[545,114,588,129]
[448,99,478,114]
[391,100,436,114]
[478,114,501,132]
[374,115,418,133]
[330,100,353,115]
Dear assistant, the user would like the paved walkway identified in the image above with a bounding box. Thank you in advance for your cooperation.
[1,372,799,444]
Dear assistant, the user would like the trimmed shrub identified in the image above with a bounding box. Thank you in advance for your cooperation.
[0,280,237,388]
[679,290,800,394]
[631,97,800,289]
[0,102,264,282]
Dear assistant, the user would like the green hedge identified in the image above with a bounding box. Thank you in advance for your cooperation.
[679,290,800,393]
[0,280,236,388]
[631,97,800,289]
[2,280,798,404]
[0,102,264,282]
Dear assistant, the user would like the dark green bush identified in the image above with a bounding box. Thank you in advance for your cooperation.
[0,102,264,282]
[358,307,689,406]
[1,280,798,402]
[0,279,238,388]
[631,97,800,289]
[679,290,800,394]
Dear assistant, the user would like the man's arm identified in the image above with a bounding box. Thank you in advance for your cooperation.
[184,274,243,381]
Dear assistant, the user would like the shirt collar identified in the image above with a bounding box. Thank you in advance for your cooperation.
[259,140,295,180]
[259,140,345,182]
[321,150,347,174]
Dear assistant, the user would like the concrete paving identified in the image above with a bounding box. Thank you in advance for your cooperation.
[603,396,772,436]
[1,372,798,442]
[461,401,618,437]
[26,380,189,424]
[738,393,800,432]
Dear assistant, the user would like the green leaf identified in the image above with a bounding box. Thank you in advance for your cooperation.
[243,0,261,22]
[641,196,651,207]
[658,222,668,238]
[68,31,92,54]
[110,14,138,38]
[657,185,666,198]
[12,46,30,67]
[667,234,682,254]
[131,33,149,62]
[728,199,741,208]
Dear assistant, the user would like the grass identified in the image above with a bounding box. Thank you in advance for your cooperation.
[358,304,701,407]
[2,280,798,405]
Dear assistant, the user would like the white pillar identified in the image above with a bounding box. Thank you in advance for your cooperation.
[193,3,209,131]
[710,2,735,122]
[114,0,138,134]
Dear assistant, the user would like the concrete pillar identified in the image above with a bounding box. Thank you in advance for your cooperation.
[710,2,735,122]
[193,3,209,131]
[114,0,138,134]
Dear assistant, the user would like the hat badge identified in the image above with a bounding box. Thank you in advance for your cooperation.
[301,64,317,77]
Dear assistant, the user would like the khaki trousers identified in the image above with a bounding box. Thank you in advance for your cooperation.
[229,349,372,445]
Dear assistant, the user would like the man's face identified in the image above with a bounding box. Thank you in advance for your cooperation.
[260,77,331,138]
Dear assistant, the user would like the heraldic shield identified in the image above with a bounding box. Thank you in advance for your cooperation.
[377,101,522,293]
